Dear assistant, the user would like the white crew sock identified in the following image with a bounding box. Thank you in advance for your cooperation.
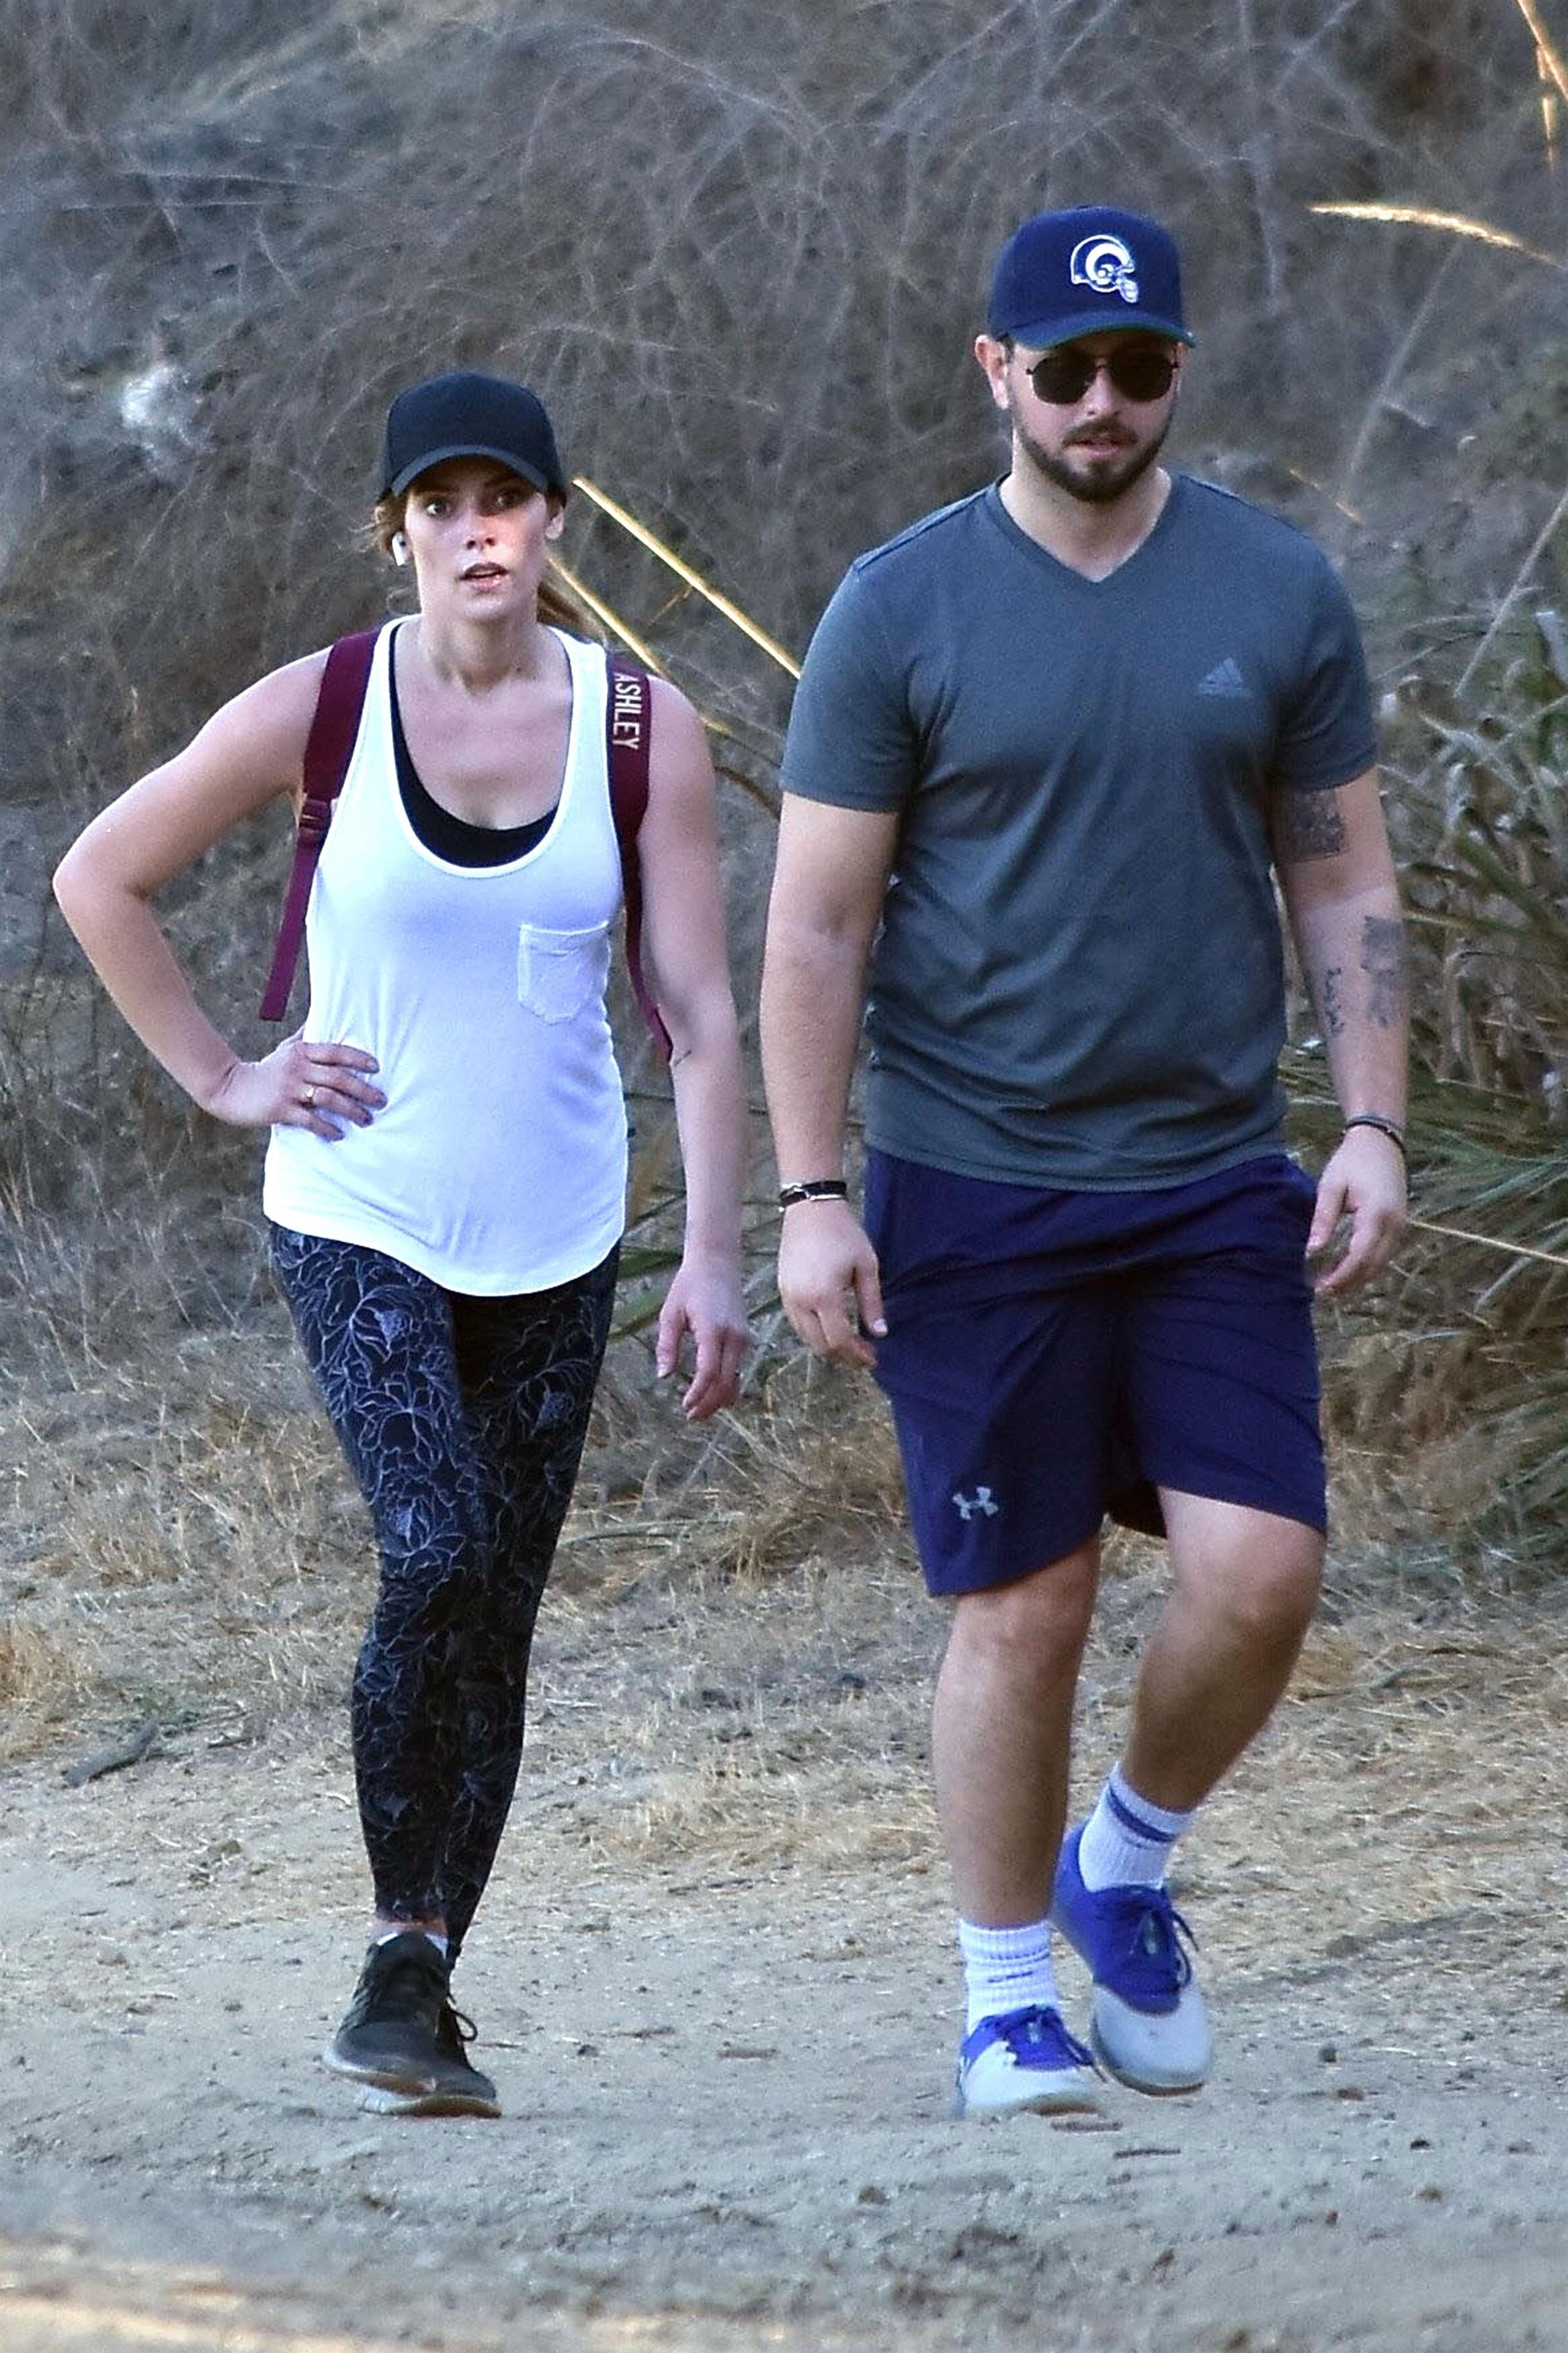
[957,1915,1059,2032]
[1077,1765,1195,1892]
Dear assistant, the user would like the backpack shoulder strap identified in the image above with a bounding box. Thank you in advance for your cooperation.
[605,651,673,1063]
[259,629,378,1022]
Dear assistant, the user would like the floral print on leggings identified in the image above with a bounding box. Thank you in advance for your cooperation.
[270,1225,618,1957]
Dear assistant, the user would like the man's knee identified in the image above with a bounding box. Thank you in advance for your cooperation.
[948,1542,1100,1684]
[1249,1536,1323,1648]
[1167,1500,1323,1648]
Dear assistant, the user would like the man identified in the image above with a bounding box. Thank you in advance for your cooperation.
[759,205,1407,2118]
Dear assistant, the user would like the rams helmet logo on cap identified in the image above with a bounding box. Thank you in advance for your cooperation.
[1069,235,1140,305]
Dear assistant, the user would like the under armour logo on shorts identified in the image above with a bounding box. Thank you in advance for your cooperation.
[952,1486,999,1521]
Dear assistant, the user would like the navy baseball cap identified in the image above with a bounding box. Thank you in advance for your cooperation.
[380,370,569,500]
[988,206,1194,350]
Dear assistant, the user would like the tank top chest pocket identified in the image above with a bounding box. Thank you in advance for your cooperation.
[515,917,612,1023]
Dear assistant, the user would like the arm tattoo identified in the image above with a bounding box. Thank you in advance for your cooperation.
[1273,787,1348,864]
[1317,963,1345,1037]
[1360,915,1408,1027]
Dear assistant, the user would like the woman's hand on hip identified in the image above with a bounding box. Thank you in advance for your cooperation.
[205,1029,384,1138]
[657,1256,750,1421]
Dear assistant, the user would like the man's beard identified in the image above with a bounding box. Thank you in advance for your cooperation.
[1010,403,1171,508]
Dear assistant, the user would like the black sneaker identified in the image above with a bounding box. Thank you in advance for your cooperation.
[321,1932,500,2117]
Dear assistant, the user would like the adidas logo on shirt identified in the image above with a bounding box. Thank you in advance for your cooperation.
[1196,656,1248,699]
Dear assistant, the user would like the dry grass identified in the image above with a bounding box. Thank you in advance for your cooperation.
[1199,1603,1568,1975]
[7,0,1568,1790]
[477,1516,1568,1933]
[1,1308,362,1759]
[0,1609,101,1756]
[7,1264,1566,1960]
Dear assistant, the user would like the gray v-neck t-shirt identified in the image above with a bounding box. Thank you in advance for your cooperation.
[778,475,1377,1190]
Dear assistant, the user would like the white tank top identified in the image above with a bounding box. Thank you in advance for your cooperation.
[263,622,628,1293]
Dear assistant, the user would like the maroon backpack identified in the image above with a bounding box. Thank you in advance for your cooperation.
[259,633,672,1062]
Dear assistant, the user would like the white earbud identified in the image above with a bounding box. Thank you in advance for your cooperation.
[391,531,410,567]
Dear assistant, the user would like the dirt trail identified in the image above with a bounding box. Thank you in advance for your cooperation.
[3,1635,1567,2353]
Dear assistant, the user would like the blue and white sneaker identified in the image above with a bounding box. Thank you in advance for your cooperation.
[1050,1825,1212,2094]
[953,2003,1106,2118]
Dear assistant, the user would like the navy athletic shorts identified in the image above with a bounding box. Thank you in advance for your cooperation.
[863,1149,1326,1597]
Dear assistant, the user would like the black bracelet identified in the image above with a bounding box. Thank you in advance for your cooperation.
[778,1178,850,1209]
[1342,1113,1408,1163]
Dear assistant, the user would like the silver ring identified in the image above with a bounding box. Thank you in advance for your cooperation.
[302,1084,317,1108]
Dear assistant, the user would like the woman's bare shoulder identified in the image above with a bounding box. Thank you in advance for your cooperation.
[645,674,711,783]
[216,645,335,754]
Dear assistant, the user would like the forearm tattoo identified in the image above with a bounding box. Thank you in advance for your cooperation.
[1316,963,1345,1037]
[1274,787,1348,864]
[1360,914,1408,1027]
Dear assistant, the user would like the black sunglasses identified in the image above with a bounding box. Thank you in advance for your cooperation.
[1022,344,1178,405]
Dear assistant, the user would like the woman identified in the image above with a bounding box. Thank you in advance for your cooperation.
[54,369,749,2118]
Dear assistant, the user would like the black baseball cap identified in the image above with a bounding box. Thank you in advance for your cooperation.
[380,370,569,500]
[988,206,1194,350]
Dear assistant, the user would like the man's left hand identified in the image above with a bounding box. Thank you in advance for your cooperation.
[1307,1127,1407,1296]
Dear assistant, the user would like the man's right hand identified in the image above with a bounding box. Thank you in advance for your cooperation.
[777,1196,887,1369]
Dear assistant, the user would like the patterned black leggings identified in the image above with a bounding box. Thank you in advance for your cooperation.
[270,1226,618,1958]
